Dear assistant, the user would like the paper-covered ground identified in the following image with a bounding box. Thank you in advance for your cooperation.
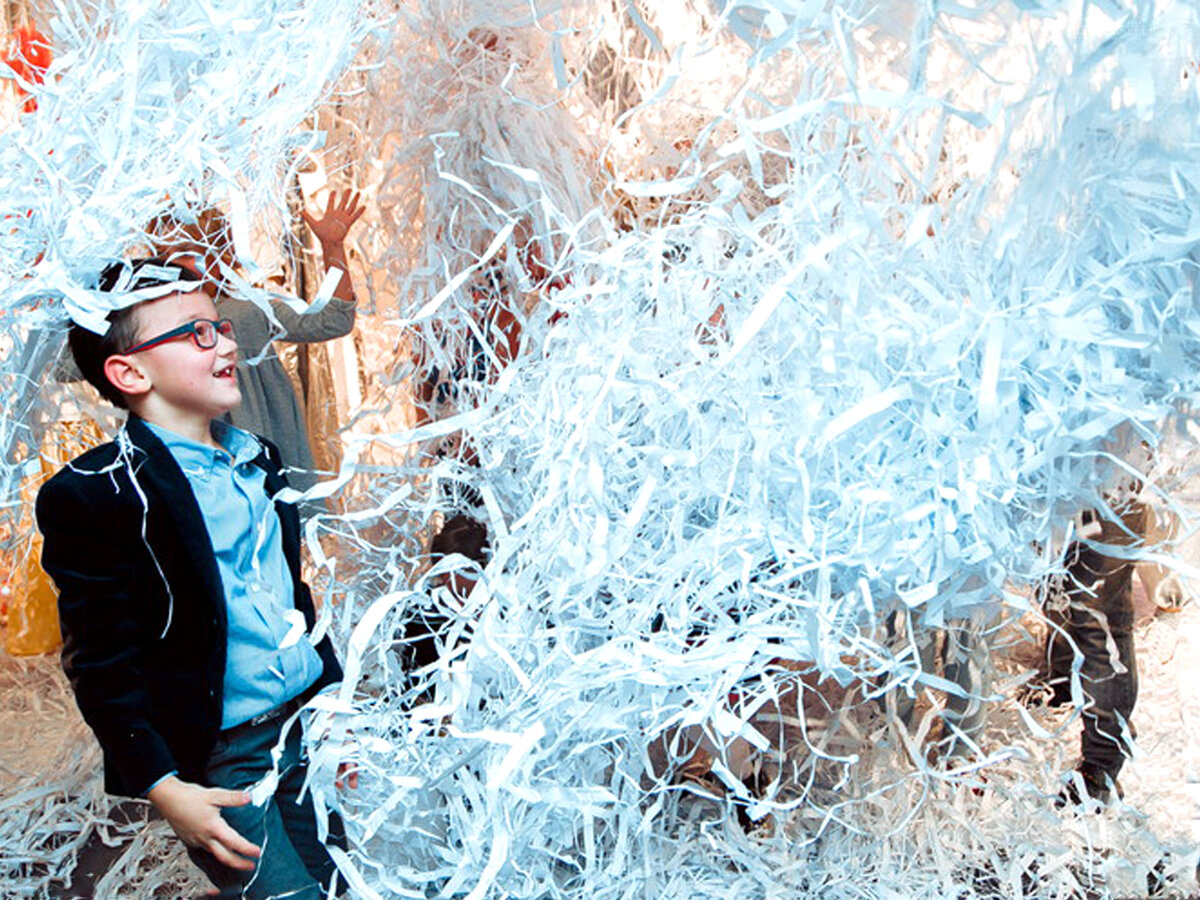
[4,0,1200,897]
[3,592,1199,897]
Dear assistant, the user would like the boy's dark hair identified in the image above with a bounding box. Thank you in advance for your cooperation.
[69,258,201,408]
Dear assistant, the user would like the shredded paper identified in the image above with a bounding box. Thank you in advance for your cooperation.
[4,0,1200,897]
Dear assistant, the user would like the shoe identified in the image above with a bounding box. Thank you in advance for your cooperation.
[1045,678,1073,708]
[1147,854,1169,897]
[1016,675,1071,709]
[1055,765,1120,808]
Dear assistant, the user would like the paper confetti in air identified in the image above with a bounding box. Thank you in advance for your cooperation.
[6,0,1200,898]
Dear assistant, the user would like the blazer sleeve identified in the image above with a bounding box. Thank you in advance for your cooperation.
[36,473,178,796]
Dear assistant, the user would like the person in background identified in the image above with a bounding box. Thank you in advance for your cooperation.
[153,190,365,499]
[1044,499,1147,804]
[397,514,491,706]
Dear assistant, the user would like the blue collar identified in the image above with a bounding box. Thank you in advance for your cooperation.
[143,420,263,478]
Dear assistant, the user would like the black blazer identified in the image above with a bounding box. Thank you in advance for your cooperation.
[36,416,342,797]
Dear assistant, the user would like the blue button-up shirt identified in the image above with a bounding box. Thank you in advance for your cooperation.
[146,421,324,729]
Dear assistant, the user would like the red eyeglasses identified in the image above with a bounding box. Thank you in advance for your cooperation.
[123,318,235,355]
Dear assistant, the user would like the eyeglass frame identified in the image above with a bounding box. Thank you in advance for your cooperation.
[122,318,235,355]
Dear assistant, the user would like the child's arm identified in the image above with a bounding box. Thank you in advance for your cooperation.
[234,188,366,346]
[301,188,365,306]
[147,776,260,870]
[36,474,179,795]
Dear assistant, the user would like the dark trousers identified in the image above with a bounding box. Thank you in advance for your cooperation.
[188,713,344,899]
[1045,501,1145,781]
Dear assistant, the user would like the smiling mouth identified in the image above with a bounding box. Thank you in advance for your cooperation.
[215,365,236,378]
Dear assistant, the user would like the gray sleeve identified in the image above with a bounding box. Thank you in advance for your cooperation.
[262,293,357,344]
[219,293,356,355]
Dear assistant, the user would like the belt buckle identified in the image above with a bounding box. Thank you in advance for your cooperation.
[248,703,283,728]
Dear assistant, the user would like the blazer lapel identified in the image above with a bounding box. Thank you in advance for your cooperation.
[123,417,226,623]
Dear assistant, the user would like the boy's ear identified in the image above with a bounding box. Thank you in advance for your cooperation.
[102,354,152,401]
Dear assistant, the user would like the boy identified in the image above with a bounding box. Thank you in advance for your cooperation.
[37,257,347,898]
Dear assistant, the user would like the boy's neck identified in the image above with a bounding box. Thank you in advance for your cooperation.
[130,402,221,449]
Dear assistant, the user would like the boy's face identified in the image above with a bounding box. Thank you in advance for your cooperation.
[113,290,240,422]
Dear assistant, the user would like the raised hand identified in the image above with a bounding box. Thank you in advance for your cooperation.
[301,189,365,248]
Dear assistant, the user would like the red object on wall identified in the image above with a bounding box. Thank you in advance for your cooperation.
[4,25,52,113]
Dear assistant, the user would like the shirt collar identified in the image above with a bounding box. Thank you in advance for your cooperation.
[143,419,263,474]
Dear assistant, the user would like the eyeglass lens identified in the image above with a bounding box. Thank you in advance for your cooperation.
[194,319,234,348]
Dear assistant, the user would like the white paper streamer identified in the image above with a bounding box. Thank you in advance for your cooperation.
[8,1,1200,898]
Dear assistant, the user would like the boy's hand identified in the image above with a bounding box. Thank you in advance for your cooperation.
[301,189,365,248]
[147,776,261,871]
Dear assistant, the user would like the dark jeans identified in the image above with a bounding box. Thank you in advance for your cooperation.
[1045,501,1145,782]
[188,712,344,899]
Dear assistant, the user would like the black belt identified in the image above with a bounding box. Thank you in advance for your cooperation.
[225,697,302,734]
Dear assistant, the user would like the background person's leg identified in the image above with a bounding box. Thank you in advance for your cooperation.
[940,619,992,760]
[1046,502,1144,798]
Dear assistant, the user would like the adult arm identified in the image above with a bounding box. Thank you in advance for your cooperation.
[206,189,366,346]
[301,189,363,306]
